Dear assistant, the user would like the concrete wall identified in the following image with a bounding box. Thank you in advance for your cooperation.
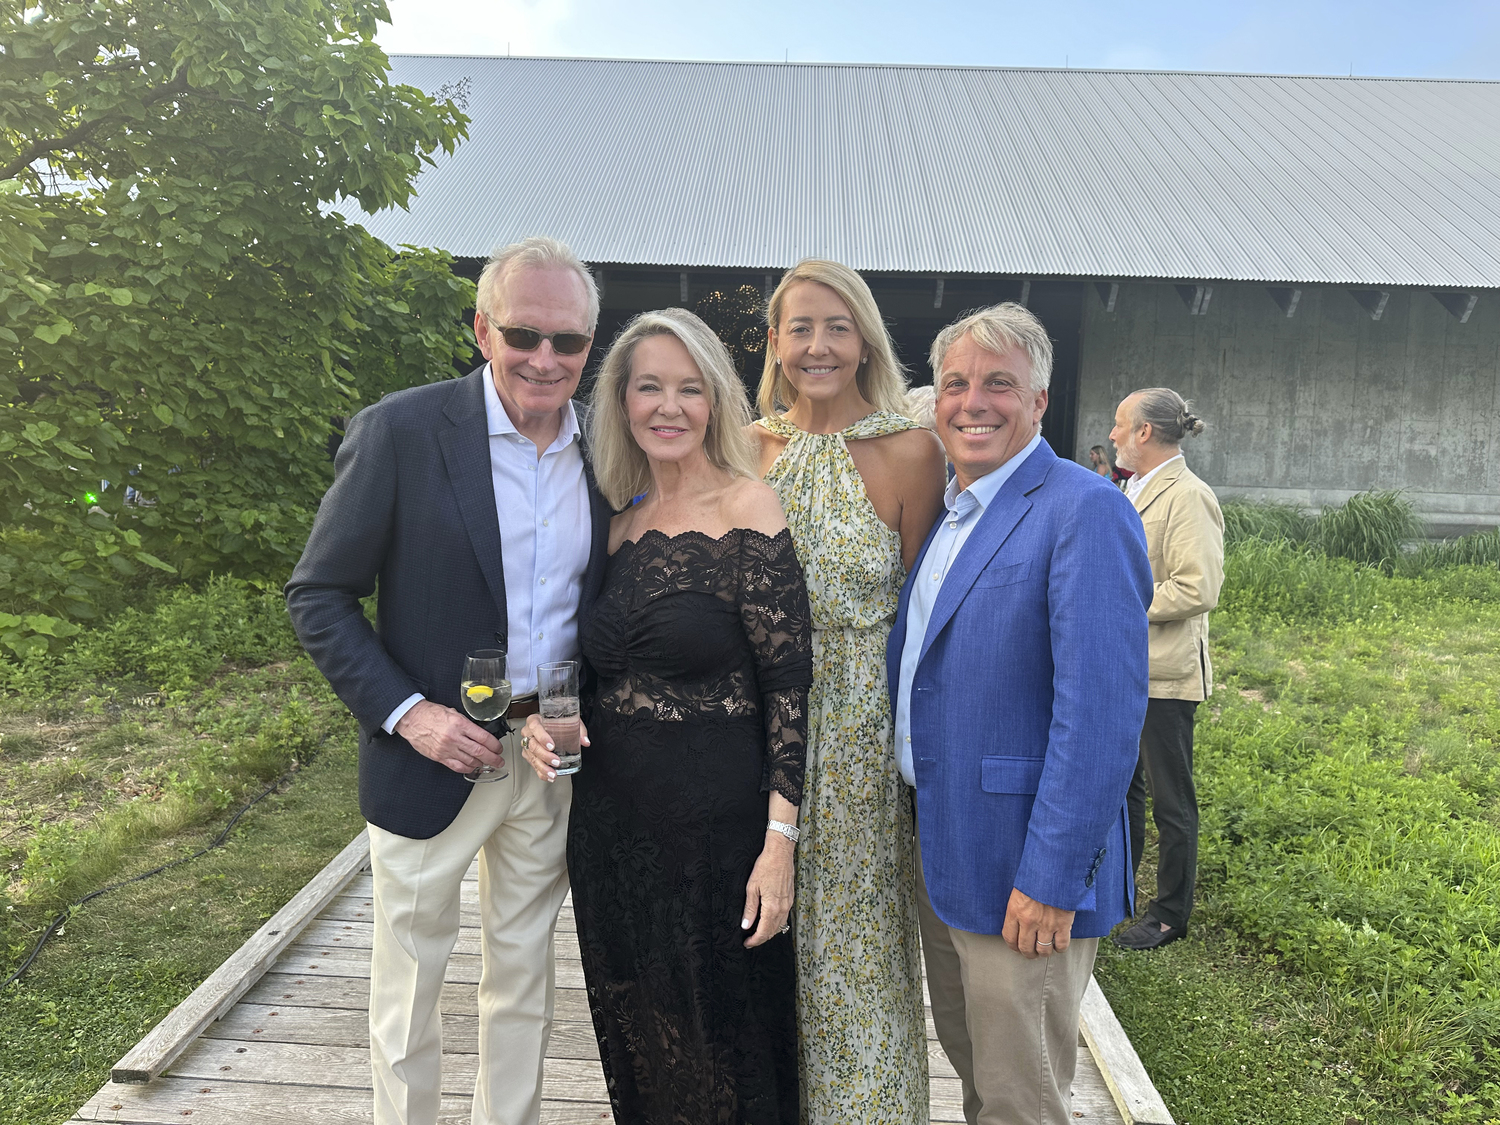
[1074,283,1500,533]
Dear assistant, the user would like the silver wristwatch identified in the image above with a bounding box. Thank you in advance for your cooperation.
[767,819,800,844]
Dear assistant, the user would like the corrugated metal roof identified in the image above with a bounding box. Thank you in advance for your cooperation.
[346,57,1500,288]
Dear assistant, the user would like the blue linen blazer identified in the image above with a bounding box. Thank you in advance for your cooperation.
[887,440,1152,938]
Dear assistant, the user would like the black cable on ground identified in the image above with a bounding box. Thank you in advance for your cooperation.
[2,761,302,992]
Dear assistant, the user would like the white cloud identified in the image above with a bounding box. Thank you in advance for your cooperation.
[379,0,576,57]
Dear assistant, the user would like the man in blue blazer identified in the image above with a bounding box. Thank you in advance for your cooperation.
[889,303,1152,1124]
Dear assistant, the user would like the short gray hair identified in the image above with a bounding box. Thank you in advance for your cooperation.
[902,385,937,430]
[1128,387,1206,445]
[476,235,600,330]
[588,309,759,510]
[929,302,1053,393]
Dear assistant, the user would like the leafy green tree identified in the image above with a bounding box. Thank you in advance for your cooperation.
[0,0,474,653]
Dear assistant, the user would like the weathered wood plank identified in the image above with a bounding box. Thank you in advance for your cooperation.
[316,893,578,935]
[158,1037,608,1102]
[296,916,583,962]
[109,831,371,1085]
[240,972,595,1022]
[1073,1051,1128,1119]
[1080,976,1175,1124]
[926,1054,1118,1121]
[85,830,1153,1125]
[71,1078,608,1124]
[271,943,588,988]
[206,1003,601,1060]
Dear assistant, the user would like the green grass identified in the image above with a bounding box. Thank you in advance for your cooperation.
[0,578,363,1125]
[0,726,360,1125]
[1313,490,1426,570]
[1104,538,1500,1124]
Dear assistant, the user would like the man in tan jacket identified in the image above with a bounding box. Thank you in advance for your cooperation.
[1107,388,1224,951]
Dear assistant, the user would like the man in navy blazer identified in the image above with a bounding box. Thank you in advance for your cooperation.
[287,237,611,1125]
[888,303,1151,1124]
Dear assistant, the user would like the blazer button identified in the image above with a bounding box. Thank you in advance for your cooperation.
[494,631,505,643]
[1085,874,1095,888]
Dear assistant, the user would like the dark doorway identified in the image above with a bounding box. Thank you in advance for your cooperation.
[866,275,1084,460]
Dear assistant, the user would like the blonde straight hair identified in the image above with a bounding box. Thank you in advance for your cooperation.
[757,260,909,418]
[588,309,759,510]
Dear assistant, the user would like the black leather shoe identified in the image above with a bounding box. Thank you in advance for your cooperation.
[1112,917,1186,951]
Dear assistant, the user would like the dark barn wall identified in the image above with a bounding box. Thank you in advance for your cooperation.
[588,266,1085,458]
[1074,283,1500,533]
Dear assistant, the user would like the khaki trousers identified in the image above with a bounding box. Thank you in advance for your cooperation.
[916,830,1098,1125]
[367,729,572,1125]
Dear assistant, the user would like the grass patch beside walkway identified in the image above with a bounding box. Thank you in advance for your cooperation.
[0,581,363,1125]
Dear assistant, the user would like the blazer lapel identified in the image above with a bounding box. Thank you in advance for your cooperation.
[1132,457,1187,516]
[918,444,1053,665]
[439,369,509,619]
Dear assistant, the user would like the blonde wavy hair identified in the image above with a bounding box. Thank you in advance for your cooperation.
[588,309,759,510]
[757,260,909,417]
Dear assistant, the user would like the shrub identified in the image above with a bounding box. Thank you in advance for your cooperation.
[0,1,474,632]
[1221,498,1315,548]
[0,577,300,696]
[1399,530,1500,577]
[1313,490,1425,570]
[1218,538,1412,625]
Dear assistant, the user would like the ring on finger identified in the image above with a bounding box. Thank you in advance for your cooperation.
[1037,939,1054,947]
[521,734,530,748]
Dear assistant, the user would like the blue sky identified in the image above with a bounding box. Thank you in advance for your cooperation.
[378,0,1500,79]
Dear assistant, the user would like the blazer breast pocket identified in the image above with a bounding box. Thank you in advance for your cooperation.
[972,560,1031,589]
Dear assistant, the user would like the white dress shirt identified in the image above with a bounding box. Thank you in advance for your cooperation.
[383,366,592,731]
[1124,452,1182,502]
[893,431,1044,785]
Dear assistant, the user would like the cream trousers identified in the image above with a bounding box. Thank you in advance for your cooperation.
[366,729,571,1125]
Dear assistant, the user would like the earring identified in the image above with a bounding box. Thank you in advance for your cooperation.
[861,356,868,364]
[775,357,781,366]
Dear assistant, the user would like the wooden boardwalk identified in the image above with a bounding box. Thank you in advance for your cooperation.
[72,836,1170,1124]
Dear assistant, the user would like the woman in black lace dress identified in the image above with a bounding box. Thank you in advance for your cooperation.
[519,308,812,1124]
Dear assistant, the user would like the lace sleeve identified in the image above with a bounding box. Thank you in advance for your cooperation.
[735,528,813,806]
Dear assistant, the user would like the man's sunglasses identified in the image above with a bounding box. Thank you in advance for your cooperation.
[483,314,592,356]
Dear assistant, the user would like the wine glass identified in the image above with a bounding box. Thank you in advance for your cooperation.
[460,648,510,783]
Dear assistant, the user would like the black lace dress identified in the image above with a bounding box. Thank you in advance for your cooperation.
[571,527,813,1125]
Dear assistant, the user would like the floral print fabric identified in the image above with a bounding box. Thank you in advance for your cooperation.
[757,411,929,1125]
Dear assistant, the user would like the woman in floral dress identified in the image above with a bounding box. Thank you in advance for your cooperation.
[751,260,947,1124]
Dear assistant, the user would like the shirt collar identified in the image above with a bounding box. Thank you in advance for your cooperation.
[1125,452,1183,499]
[482,362,581,453]
[945,430,1044,517]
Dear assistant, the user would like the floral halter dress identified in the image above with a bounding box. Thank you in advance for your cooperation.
[757,410,929,1125]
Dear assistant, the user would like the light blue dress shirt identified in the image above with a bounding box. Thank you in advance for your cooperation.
[383,365,591,731]
[894,431,1044,784]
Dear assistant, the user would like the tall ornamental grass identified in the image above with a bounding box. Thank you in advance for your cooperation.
[1313,490,1427,570]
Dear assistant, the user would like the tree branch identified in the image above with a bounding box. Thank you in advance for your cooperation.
[1,67,192,182]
